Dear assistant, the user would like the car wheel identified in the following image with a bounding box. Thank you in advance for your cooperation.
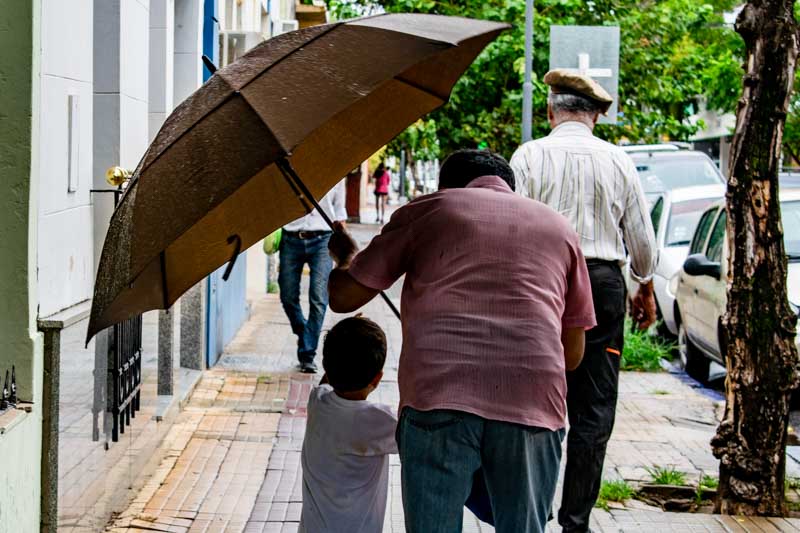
[678,322,710,382]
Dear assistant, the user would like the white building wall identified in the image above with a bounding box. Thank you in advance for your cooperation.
[37,0,95,317]
[149,0,175,140]
[120,0,151,169]
[174,0,204,105]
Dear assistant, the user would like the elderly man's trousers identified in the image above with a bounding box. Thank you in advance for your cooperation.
[558,261,626,533]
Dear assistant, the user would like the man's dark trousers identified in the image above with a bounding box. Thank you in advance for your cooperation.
[558,261,626,532]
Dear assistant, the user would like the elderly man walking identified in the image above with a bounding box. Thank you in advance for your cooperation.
[328,150,596,533]
[511,70,657,533]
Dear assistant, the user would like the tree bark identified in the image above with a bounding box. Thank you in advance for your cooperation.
[712,0,800,516]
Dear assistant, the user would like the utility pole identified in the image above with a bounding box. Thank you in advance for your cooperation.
[521,0,534,143]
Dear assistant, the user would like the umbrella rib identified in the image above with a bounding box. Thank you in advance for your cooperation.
[394,75,448,103]
[138,24,343,179]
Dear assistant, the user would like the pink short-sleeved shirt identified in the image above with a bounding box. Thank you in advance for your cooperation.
[348,176,596,430]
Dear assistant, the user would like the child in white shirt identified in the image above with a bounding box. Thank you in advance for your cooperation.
[300,316,398,533]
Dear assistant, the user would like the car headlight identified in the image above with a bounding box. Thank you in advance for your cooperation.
[667,273,679,298]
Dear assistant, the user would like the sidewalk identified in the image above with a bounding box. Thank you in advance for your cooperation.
[107,221,800,533]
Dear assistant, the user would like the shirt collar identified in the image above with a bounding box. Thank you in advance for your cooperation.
[550,121,594,138]
[465,175,512,192]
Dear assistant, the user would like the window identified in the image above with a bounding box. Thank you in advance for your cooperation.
[665,197,720,247]
[650,197,664,236]
[706,211,727,263]
[690,207,718,255]
[634,156,723,196]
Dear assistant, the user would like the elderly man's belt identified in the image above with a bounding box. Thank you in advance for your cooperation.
[285,230,332,240]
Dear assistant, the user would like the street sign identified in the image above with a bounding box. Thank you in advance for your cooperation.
[549,26,620,125]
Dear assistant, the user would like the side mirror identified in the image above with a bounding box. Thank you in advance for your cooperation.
[683,253,721,280]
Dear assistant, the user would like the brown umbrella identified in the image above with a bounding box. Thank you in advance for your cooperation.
[87,13,509,341]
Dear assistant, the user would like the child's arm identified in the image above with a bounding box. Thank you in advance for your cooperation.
[360,405,399,456]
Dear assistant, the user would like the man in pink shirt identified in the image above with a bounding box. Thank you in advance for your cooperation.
[327,150,596,533]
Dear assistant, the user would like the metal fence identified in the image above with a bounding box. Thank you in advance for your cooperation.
[107,311,142,442]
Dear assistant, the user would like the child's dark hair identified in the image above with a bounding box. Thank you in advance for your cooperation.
[323,316,387,392]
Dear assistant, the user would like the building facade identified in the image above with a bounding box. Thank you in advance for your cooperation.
[0,0,259,529]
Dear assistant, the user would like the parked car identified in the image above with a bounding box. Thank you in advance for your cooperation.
[626,184,725,337]
[622,145,726,206]
[673,189,800,380]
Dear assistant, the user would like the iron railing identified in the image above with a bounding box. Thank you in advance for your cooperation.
[0,366,17,413]
[107,308,143,442]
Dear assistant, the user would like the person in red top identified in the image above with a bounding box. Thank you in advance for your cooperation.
[371,163,391,224]
[327,149,596,533]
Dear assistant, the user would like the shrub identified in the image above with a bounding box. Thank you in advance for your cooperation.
[622,319,675,372]
[646,465,687,486]
[595,479,635,510]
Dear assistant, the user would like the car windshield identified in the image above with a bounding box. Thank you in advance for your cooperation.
[783,200,800,259]
[634,157,722,195]
[665,198,720,246]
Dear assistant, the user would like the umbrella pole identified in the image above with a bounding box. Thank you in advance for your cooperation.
[276,158,402,320]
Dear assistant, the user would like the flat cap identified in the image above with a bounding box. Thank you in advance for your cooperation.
[544,68,613,114]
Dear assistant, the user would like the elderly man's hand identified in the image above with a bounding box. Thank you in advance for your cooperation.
[631,280,657,331]
[329,221,358,267]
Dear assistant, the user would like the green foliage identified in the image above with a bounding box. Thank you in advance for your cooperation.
[595,479,635,510]
[695,474,718,504]
[784,75,800,166]
[328,0,746,159]
[646,465,688,486]
[700,474,719,489]
[622,320,674,371]
[387,119,441,164]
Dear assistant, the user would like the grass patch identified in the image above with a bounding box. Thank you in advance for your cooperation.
[267,281,279,294]
[696,475,719,504]
[651,389,670,395]
[595,479,635,511]
[787,478,800,491]
[646,465,687,486]
[700,475,718,490]
[621,319,675,372]
[257,374,274,384]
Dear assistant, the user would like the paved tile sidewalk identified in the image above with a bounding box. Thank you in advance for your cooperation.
[107,221,800,532]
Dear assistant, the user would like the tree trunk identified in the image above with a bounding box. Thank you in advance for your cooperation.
[711,0,800,516]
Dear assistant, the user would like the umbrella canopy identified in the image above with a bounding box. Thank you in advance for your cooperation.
[87,13,509,341]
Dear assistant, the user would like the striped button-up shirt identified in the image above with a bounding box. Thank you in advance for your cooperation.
[510,121,657,282]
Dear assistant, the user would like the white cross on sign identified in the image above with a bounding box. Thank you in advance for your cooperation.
[550,25,620,124]
[570,53,612,79]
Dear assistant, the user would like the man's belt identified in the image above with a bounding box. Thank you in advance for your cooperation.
[586,258,621,268]
[284,230,332,240]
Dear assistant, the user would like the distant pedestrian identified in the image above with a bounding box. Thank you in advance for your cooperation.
[511,69,658,533]
[299,316,397,533]
[327,149,596,533]
[279,180,347,374]
[372,163,391,224]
